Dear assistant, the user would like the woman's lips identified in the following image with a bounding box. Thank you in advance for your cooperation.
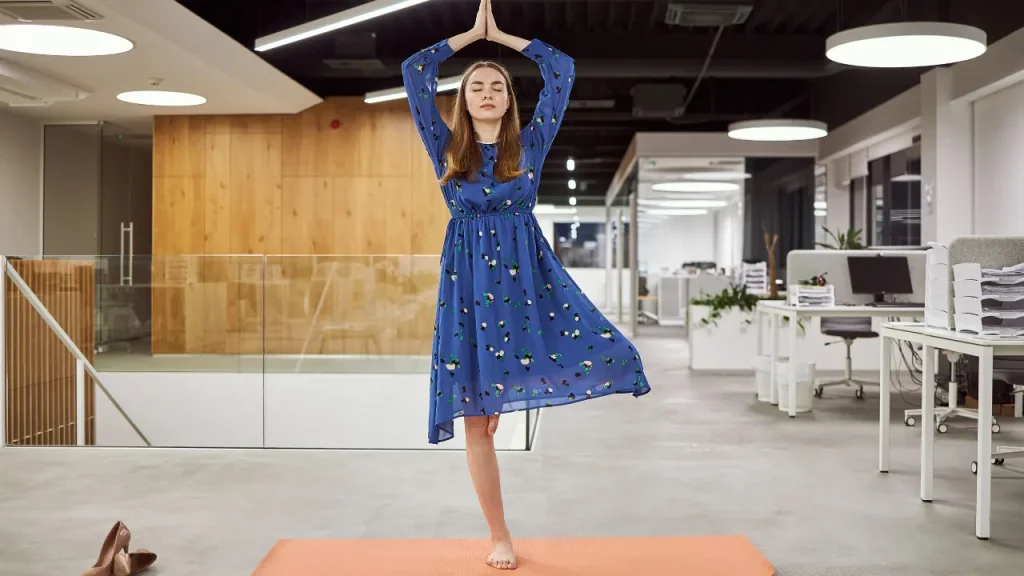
[480,104,495,110]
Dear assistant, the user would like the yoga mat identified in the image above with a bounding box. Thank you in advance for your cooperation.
[252,535,775,575]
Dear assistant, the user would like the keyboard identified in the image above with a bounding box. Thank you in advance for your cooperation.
[871,302,924,308]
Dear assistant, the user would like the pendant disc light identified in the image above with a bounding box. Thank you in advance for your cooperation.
[727,119,828,142]
[826,22,986,68]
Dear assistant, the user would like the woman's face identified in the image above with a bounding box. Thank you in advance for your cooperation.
[464,66,509,122]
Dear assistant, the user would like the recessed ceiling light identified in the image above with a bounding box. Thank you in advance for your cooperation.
[117,90,206,107]
[651,181,739,193]
[569,196,577,206]
[0,24,133,56]
[566,158,575,171]
[638,199,728,209]
[826,22,986,68]
[681,171,751,181]
[727,119,828,142]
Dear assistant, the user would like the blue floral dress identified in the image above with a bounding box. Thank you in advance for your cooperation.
[402,38,651,444]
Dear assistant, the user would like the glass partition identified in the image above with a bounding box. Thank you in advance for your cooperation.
[1,254,534,451]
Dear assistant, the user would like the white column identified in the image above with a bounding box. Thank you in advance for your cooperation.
[616,208,625,324]
[826,157,851,233]
[920,67,974,245]
[605,205,612,311]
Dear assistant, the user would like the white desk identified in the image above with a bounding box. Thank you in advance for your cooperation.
[878,322,1024,540]
[756,301,923,417]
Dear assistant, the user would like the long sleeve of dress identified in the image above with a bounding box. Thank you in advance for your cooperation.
[402,40,455,171]
[521,39,575,158]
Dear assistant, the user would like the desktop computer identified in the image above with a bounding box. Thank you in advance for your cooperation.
[846,255,920,307]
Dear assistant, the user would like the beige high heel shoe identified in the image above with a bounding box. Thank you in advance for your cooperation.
[81,522,131,576]
[113,551,131,576]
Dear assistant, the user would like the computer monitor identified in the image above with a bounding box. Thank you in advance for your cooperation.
[846,255,914,303]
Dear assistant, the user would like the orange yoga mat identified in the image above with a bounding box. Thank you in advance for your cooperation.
[252,535,775,576]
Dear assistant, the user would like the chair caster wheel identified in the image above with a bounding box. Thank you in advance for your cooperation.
[972,460,978,474]
[994,457,1006,466]
[993,423,1001,434]
[813,387,822,398]
[905,416,916,427]
[937,422,949,434]
[855,388,864,399]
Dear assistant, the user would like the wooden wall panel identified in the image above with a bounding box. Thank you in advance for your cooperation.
[5,261,95,445]
[153,97,452,355]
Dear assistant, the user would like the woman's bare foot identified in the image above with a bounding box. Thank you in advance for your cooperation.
[486,537,517,570]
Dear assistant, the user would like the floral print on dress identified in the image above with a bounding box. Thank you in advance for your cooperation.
[402,38,651,445]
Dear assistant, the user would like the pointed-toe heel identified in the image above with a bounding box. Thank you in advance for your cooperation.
[81,521,131,576]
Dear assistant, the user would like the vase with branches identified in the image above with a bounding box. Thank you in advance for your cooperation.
[762,224,779,298]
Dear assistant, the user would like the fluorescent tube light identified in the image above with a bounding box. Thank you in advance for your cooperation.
[814,209,827,217]
[364,75,462,104]
[814,201,827,210]
[256,0,433,52]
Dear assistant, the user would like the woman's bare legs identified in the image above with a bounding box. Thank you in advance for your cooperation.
[465,414,516,570]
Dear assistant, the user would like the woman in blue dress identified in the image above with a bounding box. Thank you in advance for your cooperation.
[402,0,651,568]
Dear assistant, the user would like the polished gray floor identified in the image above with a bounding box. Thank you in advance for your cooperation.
[3,335,1024,575]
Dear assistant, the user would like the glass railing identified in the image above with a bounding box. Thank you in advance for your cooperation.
[1,254,539,451]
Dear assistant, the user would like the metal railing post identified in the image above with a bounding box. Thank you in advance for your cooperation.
[76,359,86,446]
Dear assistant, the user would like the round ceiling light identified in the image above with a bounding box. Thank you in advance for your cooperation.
[0,24,133,56]
[651,181,739,193]
[638,199,728,209]
[727,119,828,142]
[681,171,751,181]
[117,90,207,107]
[826,22,986,68]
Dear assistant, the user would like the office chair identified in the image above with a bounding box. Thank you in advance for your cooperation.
[814,316,878,399]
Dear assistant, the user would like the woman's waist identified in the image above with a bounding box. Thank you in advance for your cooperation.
[448,209,539,223]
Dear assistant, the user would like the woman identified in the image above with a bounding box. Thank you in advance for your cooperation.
[402,0,651,569]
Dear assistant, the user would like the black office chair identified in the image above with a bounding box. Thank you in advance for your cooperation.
[814,316,878,399]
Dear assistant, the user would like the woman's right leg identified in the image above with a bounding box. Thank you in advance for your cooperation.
[465,414,516,570]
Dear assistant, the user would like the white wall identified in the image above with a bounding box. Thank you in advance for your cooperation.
[973,79,1024,235]
[639,214,716,275]
[0,109,41,255]
[95,371,530,450]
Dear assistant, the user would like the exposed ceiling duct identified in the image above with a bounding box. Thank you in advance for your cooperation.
[0,0,101,21]
[664,3,752,27]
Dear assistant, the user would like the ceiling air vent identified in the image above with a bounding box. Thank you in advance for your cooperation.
[665,3,751,27]
[0,0,101,22]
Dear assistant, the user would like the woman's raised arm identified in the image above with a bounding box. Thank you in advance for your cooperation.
[401,0,489,169]
[486,2,575,155]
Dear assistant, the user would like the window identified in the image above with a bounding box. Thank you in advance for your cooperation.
[868,143,921,246]
[553,222,631,268]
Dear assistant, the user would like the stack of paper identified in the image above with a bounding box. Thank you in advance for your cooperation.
[953,261,1024,337]
[742,261,768,296]
[788,284,835,308]
[925,242,950,328]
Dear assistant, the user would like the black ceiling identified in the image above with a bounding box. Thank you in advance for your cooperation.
[177,0,1024,203]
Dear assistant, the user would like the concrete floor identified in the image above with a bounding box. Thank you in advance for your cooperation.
[3,335,1024,575]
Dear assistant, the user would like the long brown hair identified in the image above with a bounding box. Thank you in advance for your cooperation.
[440,61,525,186]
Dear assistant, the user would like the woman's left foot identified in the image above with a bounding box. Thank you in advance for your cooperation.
[486,538,517,570]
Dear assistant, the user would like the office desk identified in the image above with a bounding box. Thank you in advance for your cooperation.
[878,322,1024,540]
[756,301,923,417]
